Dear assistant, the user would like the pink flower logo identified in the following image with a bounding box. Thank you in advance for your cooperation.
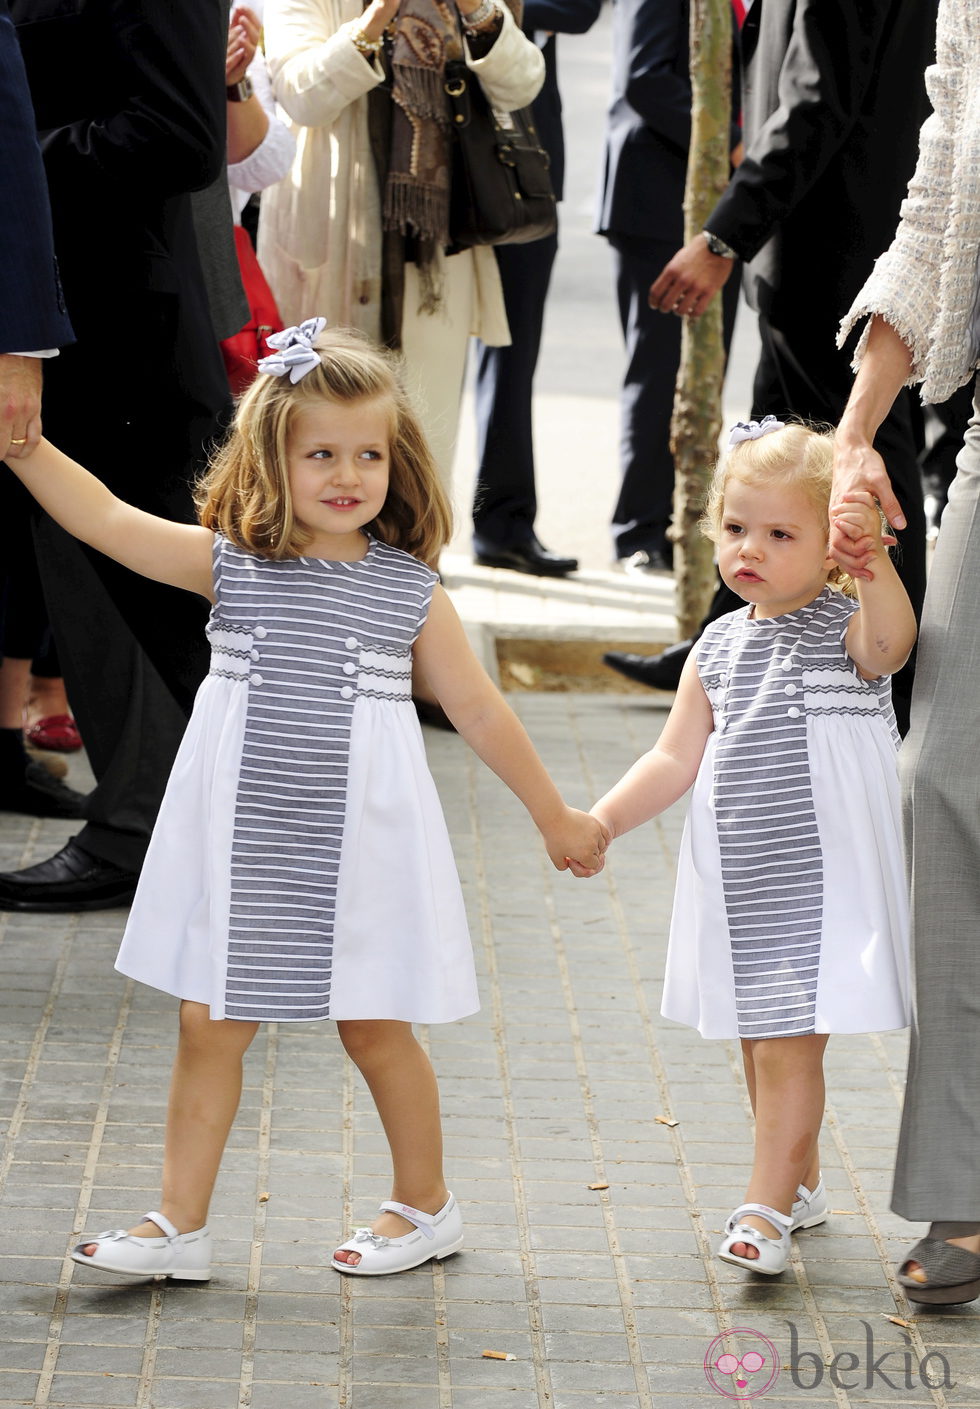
[704,1329,780,1400]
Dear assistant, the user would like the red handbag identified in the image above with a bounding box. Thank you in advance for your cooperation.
[220,224,284,395]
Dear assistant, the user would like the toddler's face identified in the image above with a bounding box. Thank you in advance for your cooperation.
[286,397,391,561]
[717,475,834,619]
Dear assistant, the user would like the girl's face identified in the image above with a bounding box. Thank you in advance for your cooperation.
[286,397,391,560]
[717,474,835,618]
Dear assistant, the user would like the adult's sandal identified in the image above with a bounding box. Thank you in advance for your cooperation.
[898,1239,980,1305]
[332,1193,463,1275]
[70,1211,211,1281]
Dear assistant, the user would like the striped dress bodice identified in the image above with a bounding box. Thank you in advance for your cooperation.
[205,535,437,1021]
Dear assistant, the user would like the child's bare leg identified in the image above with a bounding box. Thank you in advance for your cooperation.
[334,1019,448,1267]
[730,1034,828,1260]
[79,1001,259,1251]
[740,1038,821,1189]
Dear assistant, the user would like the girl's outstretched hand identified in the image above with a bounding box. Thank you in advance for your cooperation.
[541,807,608,877]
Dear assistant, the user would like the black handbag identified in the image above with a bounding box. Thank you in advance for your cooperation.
[444,59,557,247]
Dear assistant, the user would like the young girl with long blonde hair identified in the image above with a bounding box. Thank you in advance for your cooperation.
[5,319,606,1280]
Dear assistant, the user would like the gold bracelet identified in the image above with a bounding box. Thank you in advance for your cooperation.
[350,26,383,54]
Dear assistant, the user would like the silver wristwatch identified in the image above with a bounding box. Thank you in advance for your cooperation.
[702,230,739,260]
[226,76,254,103]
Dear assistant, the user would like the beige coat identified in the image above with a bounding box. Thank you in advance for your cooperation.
[258,0,545,347]
[841,0,980,404]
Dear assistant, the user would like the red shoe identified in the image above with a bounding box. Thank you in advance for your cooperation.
[25,713,83,753]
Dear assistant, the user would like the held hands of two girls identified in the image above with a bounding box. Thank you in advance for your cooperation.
[542,807,608,877]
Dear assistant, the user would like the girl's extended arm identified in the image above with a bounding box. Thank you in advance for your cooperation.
[413,586,607,873]
[590,651,714,842]
[5,439,215,599]
[832,490,917,678]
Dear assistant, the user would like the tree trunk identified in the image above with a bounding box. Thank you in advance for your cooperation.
[670,0,732,640]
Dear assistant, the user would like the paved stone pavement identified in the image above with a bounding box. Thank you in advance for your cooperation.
[4,696,980,1409]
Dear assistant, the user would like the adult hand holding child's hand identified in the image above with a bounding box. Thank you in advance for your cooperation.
[830,488,891,579]
[0,354,42,461]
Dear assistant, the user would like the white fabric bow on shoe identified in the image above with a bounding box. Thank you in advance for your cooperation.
[332,1193,464,1276]
[69,1210,211,1281]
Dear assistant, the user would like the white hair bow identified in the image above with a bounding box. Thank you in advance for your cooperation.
[257,317,327,383]
[727,415,785,447]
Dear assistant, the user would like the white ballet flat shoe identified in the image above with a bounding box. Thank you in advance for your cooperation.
[790,1175,827,1232]
[70,1210,211,1281]
[332,1193,464,1276]
[718,1202,793,1275]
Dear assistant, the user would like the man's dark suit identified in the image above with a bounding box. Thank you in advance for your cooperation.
[597,0,740,563]
[471,0,600,552]
[700,0,937,727]
[9,0,231,874]
[0,2,73,354]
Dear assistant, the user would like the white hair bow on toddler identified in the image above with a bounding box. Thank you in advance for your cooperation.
[257,317,327,383]
[727,415,785,447]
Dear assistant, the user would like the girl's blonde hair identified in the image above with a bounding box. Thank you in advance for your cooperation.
[196,326,452,568]
[700,421,855,596]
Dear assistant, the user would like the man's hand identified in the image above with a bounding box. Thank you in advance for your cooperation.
[648,235,734,318]
[0,354,42,460]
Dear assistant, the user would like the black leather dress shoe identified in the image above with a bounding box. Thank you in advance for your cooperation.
[603,639,694,691]
[473,532,578,578]
[0,838,138,913]
[0,760,86,819]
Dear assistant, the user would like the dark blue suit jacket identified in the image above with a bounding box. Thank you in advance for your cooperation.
[522,0,602,200]
[0,0,73,353]
[596,0,740,243]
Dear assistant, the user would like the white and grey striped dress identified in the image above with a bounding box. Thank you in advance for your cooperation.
[661,588,910,1041]
[115,535,478,1025]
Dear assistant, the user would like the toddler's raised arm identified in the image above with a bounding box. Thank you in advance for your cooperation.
[831,490,916,678]
[4,437,215,599]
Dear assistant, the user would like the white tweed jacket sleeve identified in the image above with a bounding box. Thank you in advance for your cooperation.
[839,0,980,405]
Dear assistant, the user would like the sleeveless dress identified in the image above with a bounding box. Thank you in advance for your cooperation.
[115,535,478,1025]
[661,587,910,1040]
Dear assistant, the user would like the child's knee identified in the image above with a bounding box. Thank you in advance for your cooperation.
[337,1018,407,1066]
[178,1000,257,1055]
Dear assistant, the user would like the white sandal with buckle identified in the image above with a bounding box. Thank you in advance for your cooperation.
[70,1210,211,1281]
[332,1193,464,1276]
[790,1174,827,1231]
[719,1202,793,1275]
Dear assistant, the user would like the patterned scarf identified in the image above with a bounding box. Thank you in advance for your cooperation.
[383,0,520,311]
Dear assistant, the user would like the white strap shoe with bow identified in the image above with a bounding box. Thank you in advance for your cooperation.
[718,1202,793,1275]
[332,1193,464,1276]
[70,1210,211,1281]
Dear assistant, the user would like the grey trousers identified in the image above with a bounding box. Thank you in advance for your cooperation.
[894,376,980,1221]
